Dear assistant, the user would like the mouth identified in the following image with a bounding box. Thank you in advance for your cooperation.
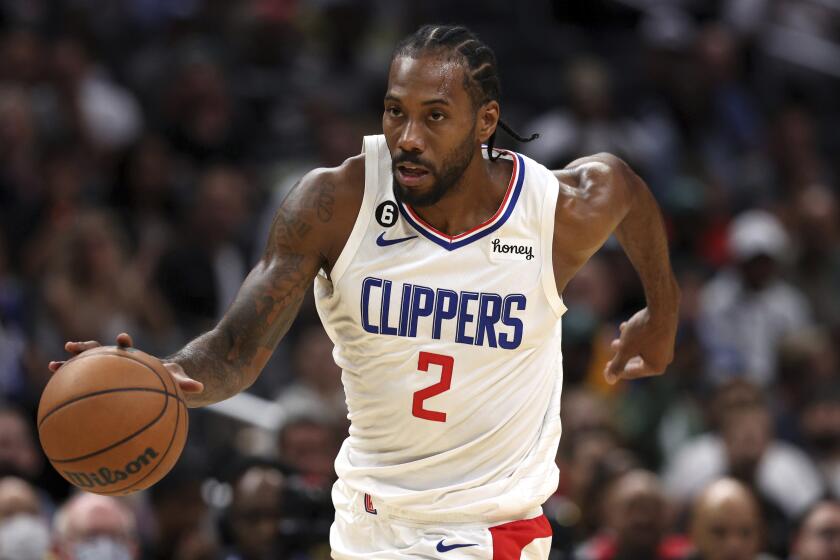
[395,163,430,186]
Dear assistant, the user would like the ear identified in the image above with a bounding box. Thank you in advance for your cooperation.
[476,100,500,143]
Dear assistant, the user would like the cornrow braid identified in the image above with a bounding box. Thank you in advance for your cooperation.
[393,24,538,160]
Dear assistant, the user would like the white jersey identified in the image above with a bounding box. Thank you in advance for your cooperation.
[315,135,565,524]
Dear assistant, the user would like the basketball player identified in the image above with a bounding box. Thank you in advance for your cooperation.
[51,25,679,559]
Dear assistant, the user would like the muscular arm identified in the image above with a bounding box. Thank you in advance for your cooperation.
[170,159,362,407]
[553,153,680,381]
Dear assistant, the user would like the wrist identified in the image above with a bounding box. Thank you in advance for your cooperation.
[646,281,681,325]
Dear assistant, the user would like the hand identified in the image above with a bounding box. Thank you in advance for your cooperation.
[48,332,204,396]
[604,308,676,385]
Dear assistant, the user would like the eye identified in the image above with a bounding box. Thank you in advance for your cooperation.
[429,111,445,122]
[385,106,403,118]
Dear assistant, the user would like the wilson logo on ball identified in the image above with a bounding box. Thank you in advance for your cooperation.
[63,447,159,488]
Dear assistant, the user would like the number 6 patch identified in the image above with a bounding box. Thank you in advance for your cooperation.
[375,201,398,227]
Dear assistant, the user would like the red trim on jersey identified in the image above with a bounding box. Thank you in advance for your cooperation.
[402,152,519,241]
[364,493,377,515]
[489,514,552,560]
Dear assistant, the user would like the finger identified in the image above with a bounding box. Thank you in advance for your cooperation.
[173,373,204,394]
[620,357,658,380]
[115,332,134,348]
[608,344,632,374]
[48,361,65,372]
[164,363,204,394]
[619,321,628,332]
[603,366,619,385]
[64,340,100,354]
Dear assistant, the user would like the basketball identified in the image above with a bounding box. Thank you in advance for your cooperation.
[37,346,188,495]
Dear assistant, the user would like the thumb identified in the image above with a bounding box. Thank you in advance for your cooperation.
[175,375,204,394]
[604,342,632,385]
[163,363,204,394]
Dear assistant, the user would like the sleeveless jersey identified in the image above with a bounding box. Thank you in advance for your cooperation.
[314,135,566,523]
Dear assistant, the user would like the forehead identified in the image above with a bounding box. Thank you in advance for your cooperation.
[386,54,470,104]
[805,504,840,530]
[697,500,758,529]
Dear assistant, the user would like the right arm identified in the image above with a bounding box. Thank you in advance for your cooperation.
[51,157,364,407]
[168,178,327,406]
[172,160,362,406]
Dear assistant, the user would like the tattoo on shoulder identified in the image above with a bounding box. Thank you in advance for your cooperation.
[316,181,336,223]
[174,175,340,406]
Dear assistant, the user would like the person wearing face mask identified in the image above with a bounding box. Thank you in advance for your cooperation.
[51,493,139,560]
[0,476,50,560]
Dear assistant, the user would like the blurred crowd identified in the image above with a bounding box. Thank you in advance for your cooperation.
[0,0,839,559]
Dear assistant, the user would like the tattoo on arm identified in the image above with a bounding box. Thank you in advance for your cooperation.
[170,177,335,407]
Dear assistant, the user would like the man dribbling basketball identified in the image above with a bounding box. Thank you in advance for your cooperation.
[51,25,680,559]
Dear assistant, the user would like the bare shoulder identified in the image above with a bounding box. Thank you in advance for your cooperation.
[265,154,365,272]
[550,153,636,283]
[552,152,632,196]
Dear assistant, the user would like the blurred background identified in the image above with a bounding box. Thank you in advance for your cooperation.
[1,0,839,559]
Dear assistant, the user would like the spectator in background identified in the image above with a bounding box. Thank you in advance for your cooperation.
[49,34,142,154]
[0,405,42,484]
[698,209,811,387]
[790,500,840,560]
[276,416,336,559]
[664,380,823,555]
[692,24,767,203]
[0,231,29,403]
[522,53,680,195]
[52,493,139,560]
[274,322,347,429]
[156,165,252,336]
[111,134,185,276]
[549,388,637,555]
[0,85,42,237]
[222,460,285,560]
[788,185,840,330]
[798,385,840,497]
[575,469,690,560]
[775,329,837,440]
[146,451,218,560]
[768,105,828,197]
[38,209,173,356]
[0,476,50,560]
[688,478,777,560]
[277,413,340,490]
[162,52,249,163]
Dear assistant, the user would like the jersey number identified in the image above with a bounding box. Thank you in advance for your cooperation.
[412,352,454,422]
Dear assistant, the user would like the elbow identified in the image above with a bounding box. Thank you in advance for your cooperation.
[592,152,628,170]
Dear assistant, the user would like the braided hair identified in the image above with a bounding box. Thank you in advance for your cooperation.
[392,24,538,160]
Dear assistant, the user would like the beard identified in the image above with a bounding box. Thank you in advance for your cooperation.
[391,126,476,208]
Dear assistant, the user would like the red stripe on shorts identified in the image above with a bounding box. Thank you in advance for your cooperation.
[489,515,552,560]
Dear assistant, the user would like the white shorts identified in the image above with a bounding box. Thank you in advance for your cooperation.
[330,482,552,559]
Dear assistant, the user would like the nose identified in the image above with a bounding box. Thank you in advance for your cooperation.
[397,118,425,153]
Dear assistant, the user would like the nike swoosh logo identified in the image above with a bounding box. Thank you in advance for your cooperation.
[376,232,417,247]
[436,540,478,553]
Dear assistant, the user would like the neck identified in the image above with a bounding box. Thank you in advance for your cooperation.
[408,147,513,236]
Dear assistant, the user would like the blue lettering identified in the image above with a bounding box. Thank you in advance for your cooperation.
[398,283,412,337]
[408,285,435,337]
[380,280,398,335]
[359,278,528,349]
[360,277,382,334]
[476,293,503,347]
[432,289,459,339]
[500,294,526,349]
[456,292,479,345]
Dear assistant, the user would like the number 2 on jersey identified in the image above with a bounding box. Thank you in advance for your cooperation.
[412,352,454,422]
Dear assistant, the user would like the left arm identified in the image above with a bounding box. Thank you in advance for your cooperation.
[553,153,680,384]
